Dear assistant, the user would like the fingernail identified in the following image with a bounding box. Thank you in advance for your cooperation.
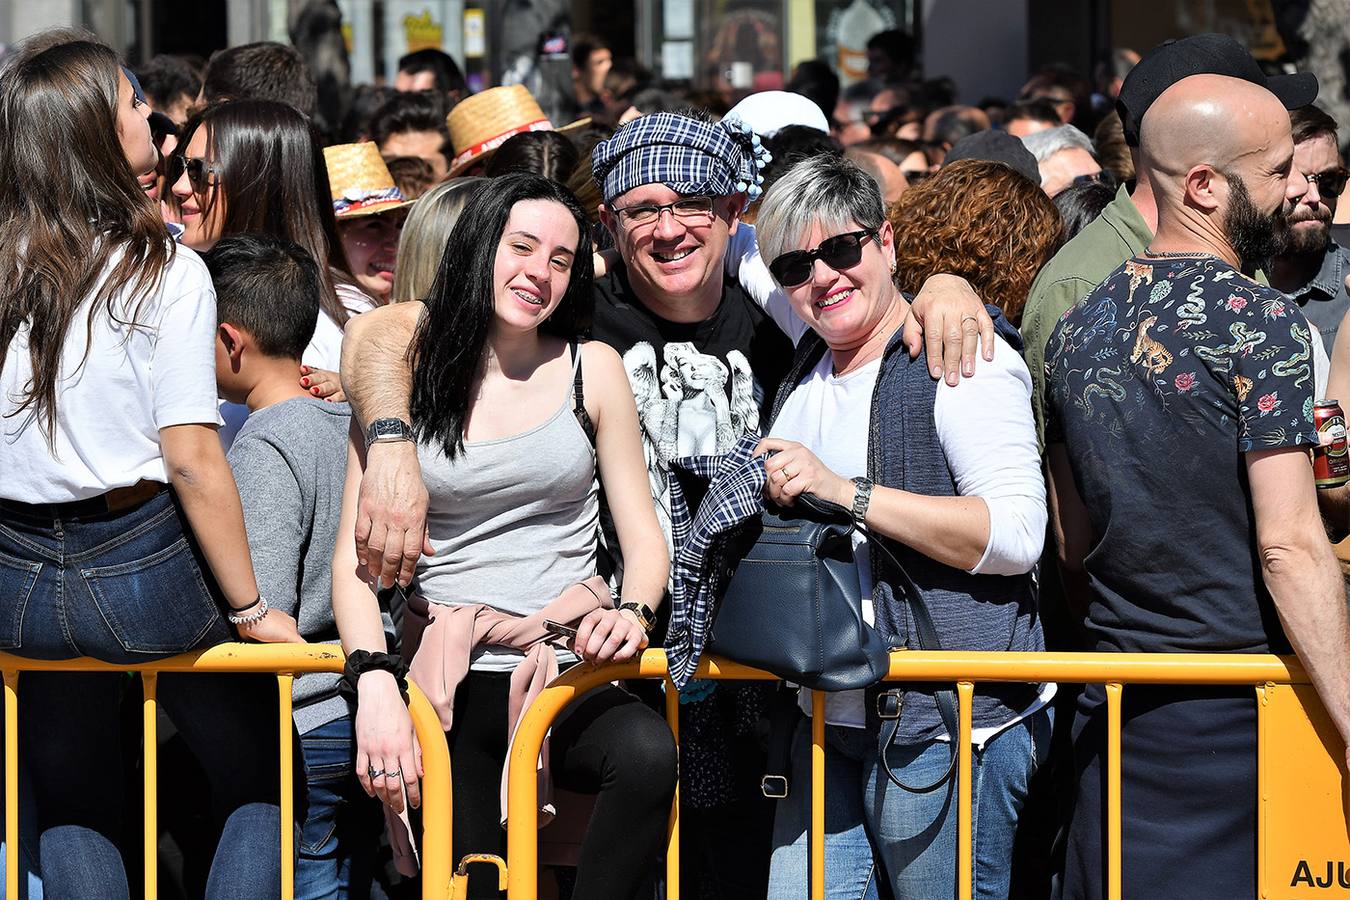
[301,377,310,386]
[931,366,942,378]
[964,363,973,376]
[311,387,321,395]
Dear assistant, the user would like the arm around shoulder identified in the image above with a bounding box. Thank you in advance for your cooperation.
[339,300,425,429]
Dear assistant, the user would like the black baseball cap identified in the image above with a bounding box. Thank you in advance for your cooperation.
[1117,33,1318,147]
[942,129,1041,186]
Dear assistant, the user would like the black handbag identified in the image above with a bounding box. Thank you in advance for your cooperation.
[709,492,961,794]
[708,493,894,692]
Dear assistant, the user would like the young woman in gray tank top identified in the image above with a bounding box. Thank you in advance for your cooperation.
[332,175,675,898]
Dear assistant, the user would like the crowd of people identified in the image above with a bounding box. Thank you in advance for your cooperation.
[0,20,1348,900]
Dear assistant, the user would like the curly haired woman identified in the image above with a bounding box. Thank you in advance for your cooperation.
[890,159,1065,326]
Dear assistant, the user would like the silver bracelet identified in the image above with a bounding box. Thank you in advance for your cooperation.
[227,595,270,626]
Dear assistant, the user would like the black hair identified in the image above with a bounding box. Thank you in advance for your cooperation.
[1005,97,1062,127]
[410,174,594,459]
[134,54,200,112]
[928,107,985,147]
[853,136,922,167]
[484,130,580,182]
[571,35,610,72]
[786,59,840,121]
[397,49,467,99]
[1053,178,1115,241]
[201,42,317,118]
[205,234,322,359]
[173,99,353,328]
[762,125,842,195]
[1291,104,1340,146]
[339,84,396,143]
[369,90,452,164]
[866,29,916,75]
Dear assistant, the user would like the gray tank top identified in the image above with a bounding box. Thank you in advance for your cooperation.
[416,347,599,671]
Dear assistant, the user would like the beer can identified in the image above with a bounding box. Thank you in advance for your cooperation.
[1313,400,1350,488]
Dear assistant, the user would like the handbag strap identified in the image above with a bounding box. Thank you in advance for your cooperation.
[856,521,962,794]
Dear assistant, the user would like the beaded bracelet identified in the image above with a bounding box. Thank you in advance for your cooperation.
[227,595,269,626]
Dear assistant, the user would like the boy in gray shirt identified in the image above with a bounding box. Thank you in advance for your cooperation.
[207,234,389,898]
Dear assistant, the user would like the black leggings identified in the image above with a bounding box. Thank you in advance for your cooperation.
[446,670,678,899]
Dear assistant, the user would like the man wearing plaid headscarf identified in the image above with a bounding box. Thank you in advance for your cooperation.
[333,105,1006,899]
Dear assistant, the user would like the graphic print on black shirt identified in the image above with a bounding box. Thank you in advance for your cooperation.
[1045,254,1318,656]
[591,267,792,559]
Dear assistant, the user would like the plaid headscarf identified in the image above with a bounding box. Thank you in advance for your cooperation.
[591,112,772,210]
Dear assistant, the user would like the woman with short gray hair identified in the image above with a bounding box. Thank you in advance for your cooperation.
[749,155,1051,900]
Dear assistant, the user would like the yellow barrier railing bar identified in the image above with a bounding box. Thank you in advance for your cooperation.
[5,670,17,900]
[0,643,453,900]
[143,672,159,898]
[957,681,974,900]
[664,677,680,898]
[504,649,1315,900]
[279,675,296,898]
[1106,682,1123,900]
[811,690,825,900]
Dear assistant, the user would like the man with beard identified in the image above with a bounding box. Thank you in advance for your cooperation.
[1045,74,1350,899]
[1269,104,1350,352]
[1022,33,1323,450]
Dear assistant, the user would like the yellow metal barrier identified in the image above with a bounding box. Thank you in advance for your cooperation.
[502,648,1328,900]
[0,643,454,900]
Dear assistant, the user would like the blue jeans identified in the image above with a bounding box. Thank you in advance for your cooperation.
[296,715,385,900]
[768,706,1052,900]
[0,491,294,899]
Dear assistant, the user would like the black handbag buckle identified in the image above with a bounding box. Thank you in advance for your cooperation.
[761,774,789,799]
[875,689,903,720]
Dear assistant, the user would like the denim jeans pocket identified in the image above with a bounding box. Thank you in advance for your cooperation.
[0,549,40,650]
[78,536,222,654]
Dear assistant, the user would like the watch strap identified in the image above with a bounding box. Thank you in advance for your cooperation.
[618,602,657,634]
[365,417,414,447]
[851,476,874,526]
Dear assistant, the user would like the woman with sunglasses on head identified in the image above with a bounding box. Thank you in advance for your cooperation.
[0,38,302,900]
[168,100,372,378]
[744,155,1051,900]
[331,174,676,900]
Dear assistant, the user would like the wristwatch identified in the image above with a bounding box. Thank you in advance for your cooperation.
[618,602,657,634]
[365,417,414,448]
[851,476,874,527]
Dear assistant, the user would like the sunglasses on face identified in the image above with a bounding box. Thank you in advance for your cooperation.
[902,169,931,184]
[167,155,221,194]
[768,229,877,287]
[1306,168,1350,199]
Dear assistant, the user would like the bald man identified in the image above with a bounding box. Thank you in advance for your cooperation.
[1045,74,1350,899]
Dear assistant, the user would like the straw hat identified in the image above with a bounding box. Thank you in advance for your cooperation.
[446,85,554,177]
[323,142,414,219]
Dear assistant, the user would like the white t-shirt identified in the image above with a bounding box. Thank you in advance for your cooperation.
[1,244,222,503]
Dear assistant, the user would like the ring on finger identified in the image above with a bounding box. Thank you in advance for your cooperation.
[960,314,979,324]
[383,769,403,780]
[368,767,385,779]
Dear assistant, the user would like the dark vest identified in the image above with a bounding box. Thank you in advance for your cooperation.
[767,326,1043,742]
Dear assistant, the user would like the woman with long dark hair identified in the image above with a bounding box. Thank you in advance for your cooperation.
[167,99,371,372]
[332,175,677,899]
[0,38,301,898]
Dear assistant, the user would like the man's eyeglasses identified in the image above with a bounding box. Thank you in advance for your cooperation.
[902,169,931,185]
[768,229,876,287]
[1306,168,1350,199]
[167,155,222,194]
[612,196,715,228]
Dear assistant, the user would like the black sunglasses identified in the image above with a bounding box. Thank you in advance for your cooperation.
[1307,168,1350,199]
[167,155,221,194]
[768,229,876,287]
